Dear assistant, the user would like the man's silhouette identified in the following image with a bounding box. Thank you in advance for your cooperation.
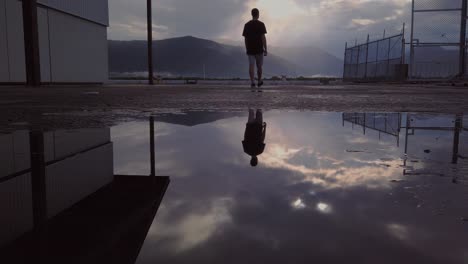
[242,8,268,90]
[243,109,267,167]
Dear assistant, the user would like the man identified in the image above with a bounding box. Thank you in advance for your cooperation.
[242,109,267,167]
[242,8,268,90]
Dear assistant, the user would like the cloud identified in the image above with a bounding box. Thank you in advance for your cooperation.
[109,0,251,40]
[108,0,462,57]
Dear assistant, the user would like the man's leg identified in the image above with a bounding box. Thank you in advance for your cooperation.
[255,109,263,124]
[248,109,255,123]
[256,55,264,87]
[249,65,255,84]
[248,55,255,85]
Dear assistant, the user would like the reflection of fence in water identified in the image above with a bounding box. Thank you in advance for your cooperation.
[404,113,466,182]
[342,113,402,145]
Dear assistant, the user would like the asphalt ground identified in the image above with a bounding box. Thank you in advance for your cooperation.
[0,83,467,130]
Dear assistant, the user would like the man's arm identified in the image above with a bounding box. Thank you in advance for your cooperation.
[262,123,267,142]
[261,35,267,56]
[245,38,248,52]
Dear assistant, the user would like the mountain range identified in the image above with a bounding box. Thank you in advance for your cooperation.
[108,36,343,78]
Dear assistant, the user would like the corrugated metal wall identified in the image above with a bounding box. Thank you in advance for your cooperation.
[38,0,108,26]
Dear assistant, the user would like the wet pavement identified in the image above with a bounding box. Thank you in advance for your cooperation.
[1,84,468,130]
[1,111,467,263]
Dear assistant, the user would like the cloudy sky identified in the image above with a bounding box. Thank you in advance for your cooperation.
[108,0,458,56]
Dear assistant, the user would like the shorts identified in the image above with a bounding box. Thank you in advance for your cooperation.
[248,54,264,67]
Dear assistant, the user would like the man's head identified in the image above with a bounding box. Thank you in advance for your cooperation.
[250,156,258,167]
[251,8,260,19]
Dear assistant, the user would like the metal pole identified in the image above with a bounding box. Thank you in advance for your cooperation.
[203,64,206,80]
[387,36,392,78]
[363,113,366,135]
[401,23,406,65]
[147,0,154,85]
[22,0,41,86]
[150,116,156,176]
[375,37,380,78]
[410,0,415,78]
[459,0,467,78]
[350,46,354,79]
[364,34,370,79]
[343,42,348,80]
[30,130,47,228]
[355,44,361,78]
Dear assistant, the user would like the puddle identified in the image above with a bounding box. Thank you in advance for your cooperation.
[1,111,467,263]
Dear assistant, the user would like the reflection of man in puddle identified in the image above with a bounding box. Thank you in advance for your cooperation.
[243,109,267,167]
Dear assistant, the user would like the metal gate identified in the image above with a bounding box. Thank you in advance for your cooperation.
[410,0,467,79]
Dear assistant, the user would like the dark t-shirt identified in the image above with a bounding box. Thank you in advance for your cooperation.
[242,123,266,156]
[242,20,267,55]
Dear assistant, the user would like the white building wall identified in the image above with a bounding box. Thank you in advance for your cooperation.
[38,0,108,26]
[0,0,9,81]
[47,9,108,83]
[0,0,108,84]
[38,7,51,82]
[4,0,26,82]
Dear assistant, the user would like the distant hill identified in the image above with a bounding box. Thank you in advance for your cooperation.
[109,36,295,78]
[273,46,344,77]
[154,111,244,127]
[108,36,343,78]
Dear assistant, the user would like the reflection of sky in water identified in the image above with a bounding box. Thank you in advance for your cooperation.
[111,111,468,264]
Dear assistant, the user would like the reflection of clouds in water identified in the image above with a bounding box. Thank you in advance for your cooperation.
[260,142,402,189]
[149,198,233,253]
[292,198,306,210]
[112,121,174,175]
[387,223,409,241]
[316,202,332,214]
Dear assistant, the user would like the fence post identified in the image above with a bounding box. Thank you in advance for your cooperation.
[375,37,380,78]
[147,0,154,85]
[364,35,370,79]
[401,23,406,65]
[343,42,348,80]
[459,0,467,78]
[355,44,361,79]
[387,36,392,78]
[410,0,415,79]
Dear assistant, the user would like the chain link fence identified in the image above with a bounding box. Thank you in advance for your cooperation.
[344,26,406,81]
[410,0,467,79]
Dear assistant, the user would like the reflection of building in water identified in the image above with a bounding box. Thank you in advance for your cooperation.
[0,123,169,263]
[342,113,402,146]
